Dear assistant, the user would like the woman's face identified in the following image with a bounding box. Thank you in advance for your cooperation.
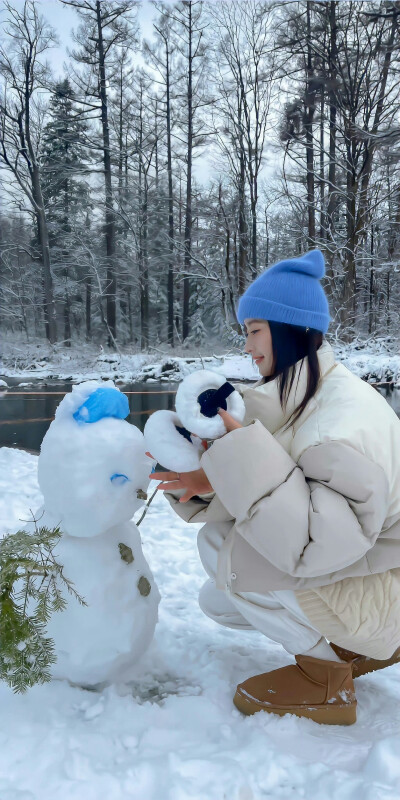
[244,318,275,377]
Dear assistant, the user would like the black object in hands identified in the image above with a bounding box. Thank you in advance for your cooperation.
[175,425,192,443]
[197,381,235,418]
[153,462,171,473]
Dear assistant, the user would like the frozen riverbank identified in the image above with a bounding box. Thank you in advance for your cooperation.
[1,334,400,385]
[1,446,400,800]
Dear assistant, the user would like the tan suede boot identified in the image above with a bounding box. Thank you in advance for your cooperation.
[330,642,400,679]
[233,655,356,725]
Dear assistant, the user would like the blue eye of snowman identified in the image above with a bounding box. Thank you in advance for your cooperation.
[110,473,130,486]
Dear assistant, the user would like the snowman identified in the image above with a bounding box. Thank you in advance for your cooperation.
[26,380,160,687]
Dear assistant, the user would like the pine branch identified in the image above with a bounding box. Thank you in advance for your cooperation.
[0,525,86,693]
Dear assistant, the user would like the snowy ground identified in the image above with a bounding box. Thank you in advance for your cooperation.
[1,448,400,800]
[1,333,400,385]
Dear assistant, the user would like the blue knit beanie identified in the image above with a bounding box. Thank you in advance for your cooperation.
[236,249,331,334]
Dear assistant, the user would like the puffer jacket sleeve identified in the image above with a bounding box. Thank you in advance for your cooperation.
[200,420,390,578]
[164,490,231,524]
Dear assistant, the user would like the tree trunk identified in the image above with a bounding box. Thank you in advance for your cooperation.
[319,88,325,241]
[35,201,57,344]
[63,173,71,346]
[218,183,237,325]
[21,36,57,344]
[326,0,338,278]
[138,85,149,350]
[343,9,397,333]
[386,271,390,329]
[353,13,397,251]
[86,276,91,340]
[126,288,133,343]
[305,0,316,246]
[64,293,71,346]
[165,43,174,346]
[265,208,269,268]
[141,179,149,349]
[96,0,116,346]
[118,60,124,203]
[251,201,257,279]
[368,269,374,336]
[388,186,400,260]
[155,97,159,191]
[342,134,357,330]
[182,1,193,341]
[238,120,248,295]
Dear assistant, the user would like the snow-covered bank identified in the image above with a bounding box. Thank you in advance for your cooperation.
[1,447,400,800]
[1,334,400,385]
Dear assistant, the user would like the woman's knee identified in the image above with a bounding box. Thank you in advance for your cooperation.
[197,526,221,579]
[198,579,253,630]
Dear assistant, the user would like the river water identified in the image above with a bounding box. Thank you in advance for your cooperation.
[1,378,399,454]
[0,379,177,453]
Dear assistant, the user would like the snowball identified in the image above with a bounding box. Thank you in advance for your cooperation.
[175,370,245,439]
[144,410,205,472]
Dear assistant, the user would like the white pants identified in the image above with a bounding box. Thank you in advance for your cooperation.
[197,526,326,656]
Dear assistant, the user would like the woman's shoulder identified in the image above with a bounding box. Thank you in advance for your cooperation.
[318,360,395,421]
[293,361,400,465]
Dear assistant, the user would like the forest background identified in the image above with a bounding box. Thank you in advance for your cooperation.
[1,0,400,355]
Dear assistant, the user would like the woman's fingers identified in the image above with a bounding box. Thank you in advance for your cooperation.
[156,480,183,491]
[179,489,194,504]
[149,467,213,499]
[150,468,183,491]
[150,470,179,481]
[217,408,243,432]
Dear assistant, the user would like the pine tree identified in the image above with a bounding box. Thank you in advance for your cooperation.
[41,79,90,345]
[0,524,85,693]
[42,80,89,220]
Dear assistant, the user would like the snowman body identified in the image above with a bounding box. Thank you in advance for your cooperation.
[28,380,160,686]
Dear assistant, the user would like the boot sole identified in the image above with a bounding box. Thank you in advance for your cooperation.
[233,690,357,725]
[353,654,400,678]
[330,644,400,679]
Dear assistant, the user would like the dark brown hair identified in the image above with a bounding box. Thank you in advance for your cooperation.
[267,321,323,429]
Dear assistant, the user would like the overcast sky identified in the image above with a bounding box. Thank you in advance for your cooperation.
[1,0,277,188]
[2,0,164,76]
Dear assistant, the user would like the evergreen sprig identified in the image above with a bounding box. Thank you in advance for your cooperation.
[0,524,86,693]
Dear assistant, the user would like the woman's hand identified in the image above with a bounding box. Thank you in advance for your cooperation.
[145,409,241,504]
[218,408,243,432]
[149,467,214,504]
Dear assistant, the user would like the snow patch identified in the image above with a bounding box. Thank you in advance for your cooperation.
[1,447,400,799]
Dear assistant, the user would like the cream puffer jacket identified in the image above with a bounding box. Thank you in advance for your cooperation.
[166,342,400,658]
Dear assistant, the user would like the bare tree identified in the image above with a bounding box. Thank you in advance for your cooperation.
[61,0,139,345]
[171,0,209,340]
[278,0,400,333]
[0,0,58,342]
[144,6,177,346]
[211,0,274,280]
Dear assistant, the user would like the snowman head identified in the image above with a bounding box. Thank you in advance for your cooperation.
[38,381,152,538]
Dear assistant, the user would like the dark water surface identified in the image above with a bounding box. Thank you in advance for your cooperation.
[0,379,177,453]
[0,378,399,454]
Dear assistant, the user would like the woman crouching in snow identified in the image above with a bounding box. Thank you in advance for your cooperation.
[152,249,400,726]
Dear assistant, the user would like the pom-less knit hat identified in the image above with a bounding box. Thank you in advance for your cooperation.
[236,249,331,334]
